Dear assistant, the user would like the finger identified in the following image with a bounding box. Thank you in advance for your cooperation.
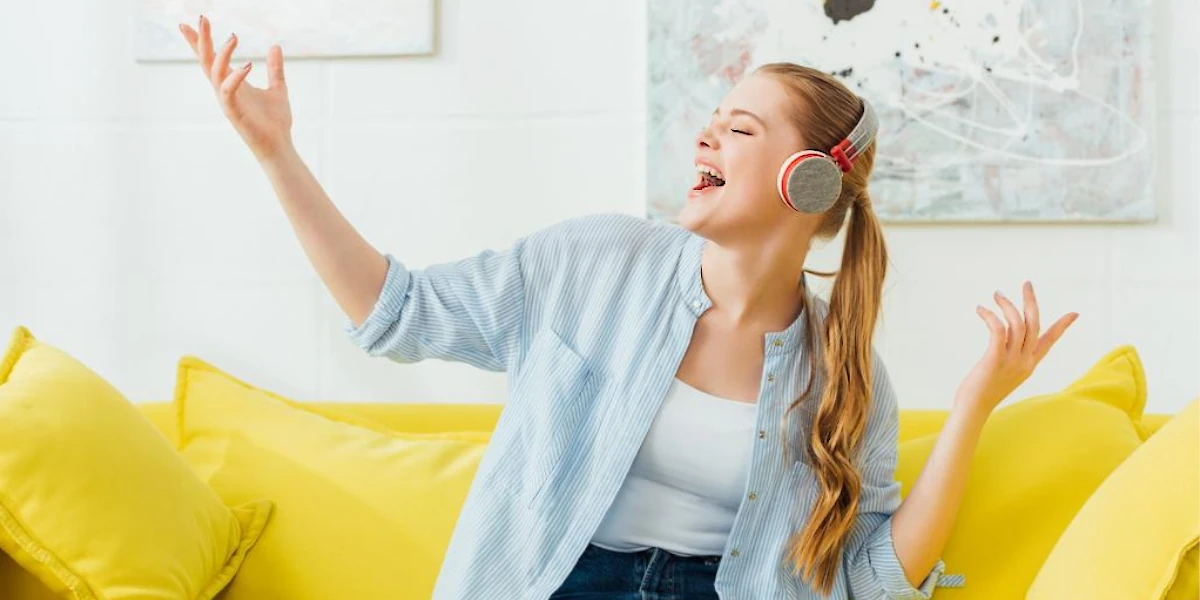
[198,15,215,79]
[1022,281,1040,355]
[976,305,1007,356]
[220,61,254,110]
[993,290,1025,354]
[179,23,198,54]
[1034,312,1079,363]
[211,32,238,88]
[266,44,287,90]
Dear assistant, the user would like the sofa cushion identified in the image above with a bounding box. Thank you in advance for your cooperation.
[1029,397,1199,600]
[895,345,1149,600]
[175,356,489,600]
[0,326,270,600]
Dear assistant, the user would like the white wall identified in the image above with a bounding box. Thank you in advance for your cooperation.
[1,0,1196,413]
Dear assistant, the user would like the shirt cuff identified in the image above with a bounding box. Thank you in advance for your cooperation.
[866,515,948,600]
[343,253,412,351]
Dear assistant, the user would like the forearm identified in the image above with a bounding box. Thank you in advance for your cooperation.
[259,144,389,326]
[890,402,989,588]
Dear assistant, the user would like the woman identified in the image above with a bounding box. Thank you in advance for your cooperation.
[180,16,1078,600]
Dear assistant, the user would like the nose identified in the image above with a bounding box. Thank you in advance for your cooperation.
[696,124,718,150]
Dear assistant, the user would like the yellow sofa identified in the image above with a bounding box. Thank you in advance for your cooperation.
[128,400,1177,449]
[3,326,1194,599]
[2,398,1189,600]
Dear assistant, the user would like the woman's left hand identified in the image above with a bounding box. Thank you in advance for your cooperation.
[955,281,1079,415]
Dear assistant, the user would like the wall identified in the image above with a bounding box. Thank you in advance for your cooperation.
[1,0,1196,413]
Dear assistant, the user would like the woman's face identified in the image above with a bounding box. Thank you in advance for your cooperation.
[677,73,807,240]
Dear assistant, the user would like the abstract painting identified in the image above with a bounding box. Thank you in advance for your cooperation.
[135,0,435,61]
[648,0,1156,223]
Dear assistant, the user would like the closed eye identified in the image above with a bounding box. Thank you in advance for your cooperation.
[731,129,751,136]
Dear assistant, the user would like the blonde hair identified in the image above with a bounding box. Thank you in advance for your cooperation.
[755,62,888,597]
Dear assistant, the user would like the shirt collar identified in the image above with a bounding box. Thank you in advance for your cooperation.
[675,230,809,356]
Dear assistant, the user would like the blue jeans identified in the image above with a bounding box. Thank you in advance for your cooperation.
[549,543,722,599]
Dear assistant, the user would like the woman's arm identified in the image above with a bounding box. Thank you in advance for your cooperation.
[179,17,388,326]
[180,17,531,371]
[889,403,988,588]
[259,146,388,327]
[888,280,1078,590]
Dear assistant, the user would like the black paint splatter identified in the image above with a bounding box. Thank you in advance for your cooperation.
[823,0,876,24]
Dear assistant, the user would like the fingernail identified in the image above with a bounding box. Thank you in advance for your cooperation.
[244,61,252,70]
[228,32,235,43]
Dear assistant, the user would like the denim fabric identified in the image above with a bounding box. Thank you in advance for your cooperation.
[550,544,722,600]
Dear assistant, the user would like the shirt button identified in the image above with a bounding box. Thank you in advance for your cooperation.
[730,548,740,557]
[766,373,775,383]
[772,339,784,347]
[692,300,702,309]
[748,491,758,501]
[758,429,765,439]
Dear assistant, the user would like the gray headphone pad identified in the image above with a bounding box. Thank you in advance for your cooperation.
[786,157,843,213]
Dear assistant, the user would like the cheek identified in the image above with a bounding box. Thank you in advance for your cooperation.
[729,154,782,200]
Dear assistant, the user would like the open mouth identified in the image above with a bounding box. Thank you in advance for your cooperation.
[693,163,726,192]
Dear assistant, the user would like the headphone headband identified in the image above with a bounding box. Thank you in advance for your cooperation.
[828,98,878,173]
[777,96,880,213]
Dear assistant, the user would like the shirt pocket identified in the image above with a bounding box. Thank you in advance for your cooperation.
[508,327,604,509]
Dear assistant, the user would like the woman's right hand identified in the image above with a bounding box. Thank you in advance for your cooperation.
[179,15,294,162]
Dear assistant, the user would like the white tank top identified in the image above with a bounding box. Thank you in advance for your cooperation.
[590,376,758,556]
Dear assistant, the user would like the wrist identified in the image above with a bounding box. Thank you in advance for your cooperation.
[257,141,300,171]
[255,137,298,167]
[949,399,992,428]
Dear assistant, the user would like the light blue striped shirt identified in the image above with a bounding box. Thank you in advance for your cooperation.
[344,212,966,599]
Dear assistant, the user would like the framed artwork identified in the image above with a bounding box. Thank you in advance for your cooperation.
[135,0,435,61]
[648,0,1156,223]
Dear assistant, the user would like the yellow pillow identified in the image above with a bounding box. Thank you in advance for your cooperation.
[1028,397,1200,600]
[896,345,1149,599]
[0,326,271,600]
[0,551,58,600]
[174,356,489,600]
[1165,545,1199,600]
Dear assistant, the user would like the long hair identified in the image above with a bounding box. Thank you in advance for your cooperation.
[755,62,889,597]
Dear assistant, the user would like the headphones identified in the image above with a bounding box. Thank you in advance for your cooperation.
[776,97,879,214]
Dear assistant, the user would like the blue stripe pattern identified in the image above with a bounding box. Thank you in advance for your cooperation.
[344,212,966,599]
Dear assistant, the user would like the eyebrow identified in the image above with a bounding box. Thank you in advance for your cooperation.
[713,107,768,129]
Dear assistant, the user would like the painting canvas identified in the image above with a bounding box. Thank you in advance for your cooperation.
[648,0,1156,223]
[135,0,435,61]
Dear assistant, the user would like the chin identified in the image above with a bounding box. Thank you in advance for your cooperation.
[676,189,732,237]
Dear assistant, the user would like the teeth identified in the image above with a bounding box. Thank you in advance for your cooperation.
[694,163,725,180]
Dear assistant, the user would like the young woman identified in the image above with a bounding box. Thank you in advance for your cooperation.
[180,16,1079,600]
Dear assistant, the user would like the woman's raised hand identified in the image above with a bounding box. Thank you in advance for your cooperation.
[955,281,1080,415]
[179,15,294,162]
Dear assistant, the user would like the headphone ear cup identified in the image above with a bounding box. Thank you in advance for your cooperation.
[778,151,843,214]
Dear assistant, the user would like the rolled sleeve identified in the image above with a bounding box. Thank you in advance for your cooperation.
[344,253,412,349]
[856,514,947,599]
[341,236,528,372]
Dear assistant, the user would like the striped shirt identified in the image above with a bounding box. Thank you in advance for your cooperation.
[344,212,966,599]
